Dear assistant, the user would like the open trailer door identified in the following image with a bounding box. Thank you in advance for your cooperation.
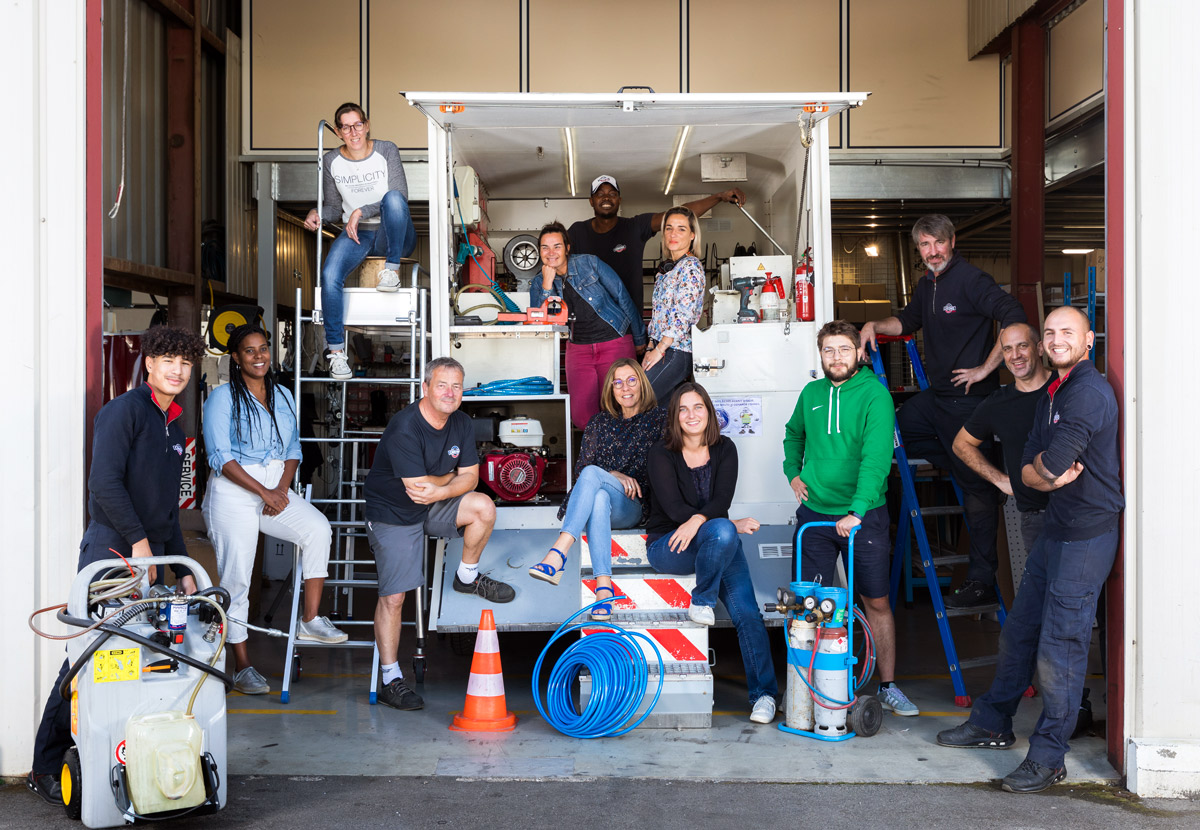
[402,91,868,633]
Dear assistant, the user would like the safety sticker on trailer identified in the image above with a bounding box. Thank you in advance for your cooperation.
[579,533,649,568]
[115,740,127,766]
[93,648,140,683]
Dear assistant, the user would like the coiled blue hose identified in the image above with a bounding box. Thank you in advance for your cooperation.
[462,377,555,396]
[532,598,665,738]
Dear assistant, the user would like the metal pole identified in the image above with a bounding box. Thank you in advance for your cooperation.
[732,202,789,257]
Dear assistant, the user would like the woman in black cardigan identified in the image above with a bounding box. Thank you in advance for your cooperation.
[645,382,779,724]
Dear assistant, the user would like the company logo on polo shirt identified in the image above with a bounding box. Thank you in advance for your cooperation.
[1053,411,1060,424]
[942,303,957,314]
[172,443,184,456]
[613,244,628,253]
[449,445,461,459]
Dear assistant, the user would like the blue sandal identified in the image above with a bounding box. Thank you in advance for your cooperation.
[529,548,567,585]
[590,585,615,621]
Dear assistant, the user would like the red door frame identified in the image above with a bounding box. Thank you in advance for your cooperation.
[85,0,104,488]
[1103,0,1126,772]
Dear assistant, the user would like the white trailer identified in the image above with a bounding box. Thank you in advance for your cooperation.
[402,91,867,639]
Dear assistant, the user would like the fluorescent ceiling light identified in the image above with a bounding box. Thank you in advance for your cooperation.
[664,125,692,195]
[864,244,879,257]
[563,128,577,197]
[1061,248,1095,254]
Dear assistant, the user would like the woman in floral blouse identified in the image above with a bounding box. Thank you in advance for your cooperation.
[642,205,706,402]
[528,358,665,620]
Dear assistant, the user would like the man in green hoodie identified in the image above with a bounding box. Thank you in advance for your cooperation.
[782,320,918,716]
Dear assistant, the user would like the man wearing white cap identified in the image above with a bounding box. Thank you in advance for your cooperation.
[568,175,745,318]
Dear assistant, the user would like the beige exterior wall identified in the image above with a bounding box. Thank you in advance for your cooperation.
[244,0,1014,154]
[847,0,1001,148]
[1048,0,1104,121]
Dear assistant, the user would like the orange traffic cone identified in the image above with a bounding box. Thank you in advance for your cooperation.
[450,609,517,732]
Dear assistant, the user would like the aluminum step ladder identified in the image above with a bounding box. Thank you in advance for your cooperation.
[279,118,433,703]
[869,334,1008,708]
[578,533,714,727]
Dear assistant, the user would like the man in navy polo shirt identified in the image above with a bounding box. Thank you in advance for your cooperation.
[860,214,1028,609]
[937,306,1123,794]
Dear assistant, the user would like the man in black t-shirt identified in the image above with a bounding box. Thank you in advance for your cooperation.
[363,357,514,711]
[953,322,1053,554]
[567,174,745,320]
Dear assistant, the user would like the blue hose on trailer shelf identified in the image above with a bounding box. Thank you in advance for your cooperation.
[462,377,555,397]
[533,597,665,738]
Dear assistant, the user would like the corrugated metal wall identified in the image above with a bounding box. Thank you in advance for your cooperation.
[275,216,316,311]
[224,31,256,300]
[968,0,1037,57]
[103,0,167,266]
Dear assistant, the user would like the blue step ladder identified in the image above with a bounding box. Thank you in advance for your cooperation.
[869,335,1008,707]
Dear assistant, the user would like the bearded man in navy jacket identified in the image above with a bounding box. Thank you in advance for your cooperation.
[27,325,206,806]
[860,214,1027,609]
[936,306,1121,793]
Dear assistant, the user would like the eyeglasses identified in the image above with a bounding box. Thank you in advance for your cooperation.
[338,121,366,134]
[821,346,857,357]
[612,376,640,388]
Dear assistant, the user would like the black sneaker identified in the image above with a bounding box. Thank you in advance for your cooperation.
[453,573,516,603]
[936,721,1016,749]
[27,771,62,805]
[945,579,991,609]
[378,678,424,711]
[1001,758,1067,793]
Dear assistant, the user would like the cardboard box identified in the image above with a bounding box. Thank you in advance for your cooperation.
[860,299,892,321]
[1085,249,1106,292]
[858,283,888,300]
[837,299,892,323]
[833,283,860,302]
[836,300,862,322]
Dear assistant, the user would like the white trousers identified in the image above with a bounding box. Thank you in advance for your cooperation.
[202,460,331,644]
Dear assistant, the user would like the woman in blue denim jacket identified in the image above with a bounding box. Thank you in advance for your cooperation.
[531,221,648,429]
[202,325,348,695]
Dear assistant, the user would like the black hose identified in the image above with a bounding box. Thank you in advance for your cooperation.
[56,610,234,699]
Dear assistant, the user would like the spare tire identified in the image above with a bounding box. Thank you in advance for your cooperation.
[503,234,541,280]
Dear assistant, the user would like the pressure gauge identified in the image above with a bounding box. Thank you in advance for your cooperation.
[819,598,836,616]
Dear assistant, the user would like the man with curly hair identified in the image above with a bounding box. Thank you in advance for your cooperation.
[27,324,206,807]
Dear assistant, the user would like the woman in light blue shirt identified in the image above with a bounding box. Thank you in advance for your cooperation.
[202,325,347,695]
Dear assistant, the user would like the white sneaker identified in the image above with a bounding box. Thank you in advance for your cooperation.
[296,615,349,644]
[375,268,400,292]
[687,603,715,626]
[750,695,777,724]
[328,351,352,380]
[233,666,271,695]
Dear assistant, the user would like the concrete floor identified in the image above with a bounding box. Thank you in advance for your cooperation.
[222,578,1118,787]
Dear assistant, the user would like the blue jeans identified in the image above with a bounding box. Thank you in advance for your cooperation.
[969,527,1118,768]
[321,190,416,349]
[647,519,779,703]
[645,347,691,404]
[560,466,641,578]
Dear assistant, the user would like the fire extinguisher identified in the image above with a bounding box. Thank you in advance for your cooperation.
[796,248,815,322]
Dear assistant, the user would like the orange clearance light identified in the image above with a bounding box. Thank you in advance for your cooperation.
[440,104,466,114]
[802,105,829,113]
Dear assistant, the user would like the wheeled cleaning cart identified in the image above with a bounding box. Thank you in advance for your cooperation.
[49,556,232,828]
[766,522,883,741]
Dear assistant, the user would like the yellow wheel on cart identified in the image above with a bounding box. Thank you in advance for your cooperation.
[61,746,81,820]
